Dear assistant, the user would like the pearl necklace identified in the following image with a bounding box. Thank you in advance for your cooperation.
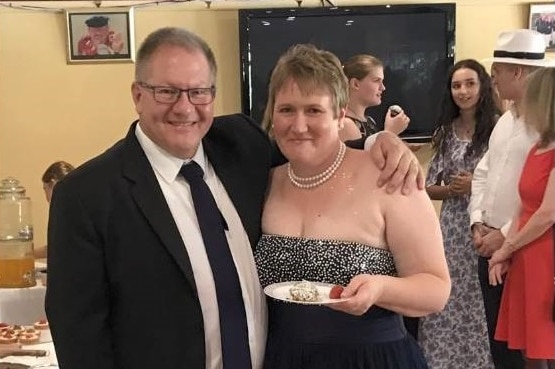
[287,142,346,189]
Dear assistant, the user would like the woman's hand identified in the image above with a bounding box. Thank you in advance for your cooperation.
[449,171,472,195]
[326,274,384,316]
[489,245,512,267]
[488,261,510,286]
[384,111,410,135]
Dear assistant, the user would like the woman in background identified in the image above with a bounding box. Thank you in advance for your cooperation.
[34,160,75,258]
[419,59,498,369]
[489,67,555,369]
[341,54,410,140]
[256,44,450,369]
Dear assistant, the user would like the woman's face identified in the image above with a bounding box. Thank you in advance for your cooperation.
[450,67,481,111]
[351,66,385,107]
[43,181,55,203]
[271,78,344,169]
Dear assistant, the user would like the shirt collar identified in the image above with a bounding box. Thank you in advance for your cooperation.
[134,122,208,183]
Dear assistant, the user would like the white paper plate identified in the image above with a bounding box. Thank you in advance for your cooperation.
[264,281,349,305]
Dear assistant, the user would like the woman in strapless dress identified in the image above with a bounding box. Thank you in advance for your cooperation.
[255,44,451,369]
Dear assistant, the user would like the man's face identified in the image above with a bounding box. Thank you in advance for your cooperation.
[88,25,109,45]
[132,45,215,159]
[491,63,517,101]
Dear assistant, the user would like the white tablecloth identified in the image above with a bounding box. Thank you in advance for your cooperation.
[0,339,57,367]
[0,281,46,325]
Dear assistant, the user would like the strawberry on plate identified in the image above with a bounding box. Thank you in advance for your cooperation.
[329,285,344,299]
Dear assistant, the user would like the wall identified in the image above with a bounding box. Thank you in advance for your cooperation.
[0,0,549,249]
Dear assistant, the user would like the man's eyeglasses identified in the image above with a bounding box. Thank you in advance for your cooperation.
[137,82,216,105]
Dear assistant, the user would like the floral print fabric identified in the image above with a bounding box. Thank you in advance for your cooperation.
[419,128,493,369]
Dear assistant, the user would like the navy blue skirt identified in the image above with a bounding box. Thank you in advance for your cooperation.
[264,300,429,369]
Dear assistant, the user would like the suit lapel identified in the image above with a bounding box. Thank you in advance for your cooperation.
[121,123,198,294]
[203,138,257,248]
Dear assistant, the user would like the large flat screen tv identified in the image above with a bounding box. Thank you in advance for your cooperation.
[238,3,455,142]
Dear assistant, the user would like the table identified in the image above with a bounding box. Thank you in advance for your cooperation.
[0,281,46,326]
[0,339,57,367]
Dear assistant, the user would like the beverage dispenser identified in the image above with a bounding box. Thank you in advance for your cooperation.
[0,177,36,288]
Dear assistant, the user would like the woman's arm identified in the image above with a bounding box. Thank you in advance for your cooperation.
[491,168,555,262]
[427,171,472,200]
[333,188,450,317]
[426,184,452,201]
[378,189,450,316]
[424,150,448,200]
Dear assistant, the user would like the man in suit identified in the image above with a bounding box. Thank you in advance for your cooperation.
[46,27,422,369]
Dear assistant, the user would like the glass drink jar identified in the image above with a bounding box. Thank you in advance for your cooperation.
[0,177,36,288]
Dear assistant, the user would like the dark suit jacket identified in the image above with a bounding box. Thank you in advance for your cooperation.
[45,114,272,369]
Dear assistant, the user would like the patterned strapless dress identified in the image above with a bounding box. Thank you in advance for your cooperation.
[255,234,429,369]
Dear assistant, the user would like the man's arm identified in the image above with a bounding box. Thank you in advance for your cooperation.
[364,132,424,194]
[468,150,489,227]
[469,149,514,257]
[46,181,115,369]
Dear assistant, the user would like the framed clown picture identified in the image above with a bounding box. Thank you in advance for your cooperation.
[66,8,135,63]
[529,3,555,51]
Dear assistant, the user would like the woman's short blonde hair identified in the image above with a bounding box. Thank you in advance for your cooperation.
[262,44,349,132]
[524,67,555,147]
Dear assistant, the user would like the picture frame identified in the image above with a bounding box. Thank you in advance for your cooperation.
[66,8,135,64]
[529,3,555,51]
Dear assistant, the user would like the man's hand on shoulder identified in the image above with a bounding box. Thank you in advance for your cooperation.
[368,132,424,195]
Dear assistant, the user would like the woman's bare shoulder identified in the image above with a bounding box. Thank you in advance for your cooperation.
[346,149,382,185]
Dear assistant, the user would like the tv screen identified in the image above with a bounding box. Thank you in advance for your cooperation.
[238,4,456,142]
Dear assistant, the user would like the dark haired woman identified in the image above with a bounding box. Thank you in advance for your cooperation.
[41,161,75,203]
[419,59,498,369]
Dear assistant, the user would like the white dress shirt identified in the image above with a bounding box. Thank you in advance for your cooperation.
[468,109,538,236]
[135,124,267,369]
